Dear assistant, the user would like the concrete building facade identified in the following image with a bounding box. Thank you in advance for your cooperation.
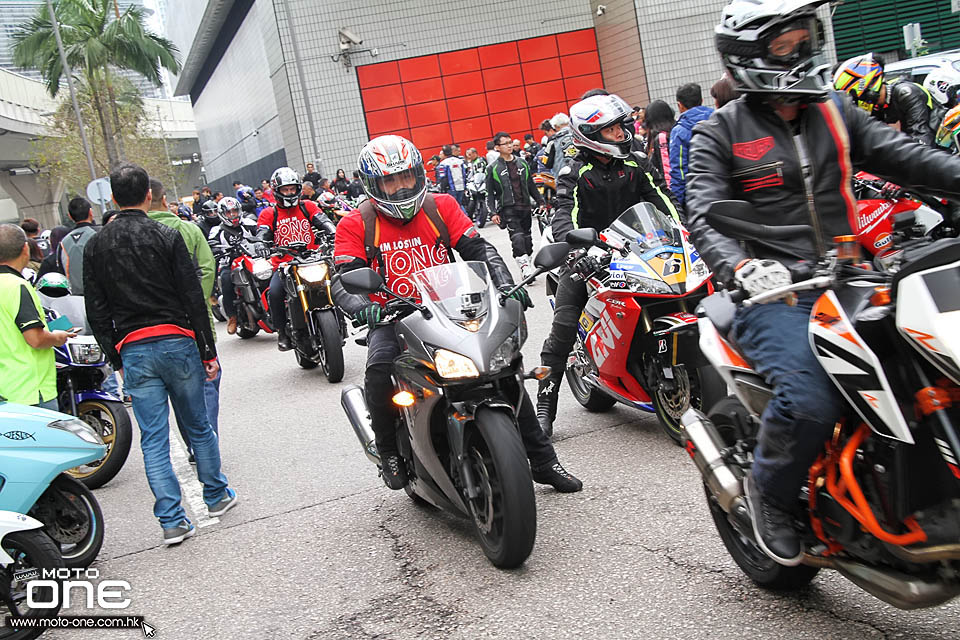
[170,0,837,193]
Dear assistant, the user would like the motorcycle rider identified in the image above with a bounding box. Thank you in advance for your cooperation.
[333,134,582,494]
[196,199,221,241]
[256,167,337,351]
[686,0,960,567]
[486,131,545,280]
[536,93,681,437]
[438,144,468,205]
[538,113,577,178]
[833,53,945,146]
[210,197,267,335]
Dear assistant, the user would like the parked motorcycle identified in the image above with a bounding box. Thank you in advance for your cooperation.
[225,239,275,339]
[339,243,570,568]
[682,199,960,609]
[464,172,489,228]
[0,402,107,571]
[35,274,132,491]
[558,203,723,444]
[0,509,65,639]
[273,240,347,381]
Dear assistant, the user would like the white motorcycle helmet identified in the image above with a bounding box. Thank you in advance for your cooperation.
[924,66,960,108]
[270,167,303,208]
[217,196,242,228]
[568,94,635,159]
[715,0,832,99]
[357,135,427,221]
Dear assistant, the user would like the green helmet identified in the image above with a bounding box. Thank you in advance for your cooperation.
[35,272,71,298]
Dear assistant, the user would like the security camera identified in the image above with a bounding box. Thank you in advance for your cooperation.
[596,5,606,16]
[339,27,363,50]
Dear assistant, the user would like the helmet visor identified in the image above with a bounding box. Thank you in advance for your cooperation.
[361,167,426,205]
[762,17,823,68]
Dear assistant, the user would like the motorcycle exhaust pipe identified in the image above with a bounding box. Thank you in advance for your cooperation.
[681,409,743,514]
[340,385,380,464]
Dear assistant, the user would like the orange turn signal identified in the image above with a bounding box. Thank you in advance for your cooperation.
[392,391,416,407]
[870,286,891,307]
[529,366,552,380]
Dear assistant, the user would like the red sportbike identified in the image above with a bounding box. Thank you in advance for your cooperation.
[557,203,724,444]
[225,239,276,339]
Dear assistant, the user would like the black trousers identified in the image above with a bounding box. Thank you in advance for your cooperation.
[364,325,557,470]
[540,271,588,374]
[502,206,533,257]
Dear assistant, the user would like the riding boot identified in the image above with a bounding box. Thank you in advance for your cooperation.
[536,374,562,437]
[276,326,292,351]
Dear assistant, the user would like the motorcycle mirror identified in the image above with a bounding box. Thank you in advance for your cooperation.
[534,242,572,271]
[566,228,598,248]
[340,268,384,295]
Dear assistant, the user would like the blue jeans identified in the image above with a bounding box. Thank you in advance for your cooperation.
[732,291,846,508]
[175,359,221,454]
[120,337,229,529]
[102,367,120,397]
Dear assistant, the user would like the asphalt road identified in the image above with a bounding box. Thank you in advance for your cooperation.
[46,223,960,640]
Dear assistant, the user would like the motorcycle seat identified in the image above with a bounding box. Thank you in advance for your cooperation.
[697,290,738,339]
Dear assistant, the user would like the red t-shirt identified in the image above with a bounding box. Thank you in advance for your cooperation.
[258,200,322,266]
[334,194,476,304]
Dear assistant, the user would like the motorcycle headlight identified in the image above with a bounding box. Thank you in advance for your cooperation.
[433,349,479,379]
[47,418,104,445]
[489,329,521,372]
[68,342,103,364]
[297,263,328,285]
[627,273,673,294]
[252,258,274,281]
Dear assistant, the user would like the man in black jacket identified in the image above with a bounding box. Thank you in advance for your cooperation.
[486,131,544,279]
[833,53,944,146]
[84,164,238,546]
[536,94,680,437]
[688,0,960,566]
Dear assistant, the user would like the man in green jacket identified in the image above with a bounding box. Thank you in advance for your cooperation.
[0,224,75,409]
[147,179,222,459]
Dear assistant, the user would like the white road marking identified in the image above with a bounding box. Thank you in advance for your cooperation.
[169,421,220,528]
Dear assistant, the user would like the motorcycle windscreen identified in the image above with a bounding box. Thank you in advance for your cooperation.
[412,261,490,322]
[603,203,689,294]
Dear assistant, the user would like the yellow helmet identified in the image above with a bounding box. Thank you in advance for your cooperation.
[833,53,885,115]
[936,105,960,151]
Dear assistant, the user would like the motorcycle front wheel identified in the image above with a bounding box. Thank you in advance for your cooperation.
[465,407,536,568]
[316,309,345,383]
[236,306,260,339]
[705,396,820,590]
[0,529,64,639]
[29,475,104,570]
[653,365,727,445]
[68,399,132,489]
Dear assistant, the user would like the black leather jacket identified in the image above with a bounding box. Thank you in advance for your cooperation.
[885,81,944,147]
[83,210,217,368]
[551,151,680,242]
[485,156,543,215]
[686,92,960,286]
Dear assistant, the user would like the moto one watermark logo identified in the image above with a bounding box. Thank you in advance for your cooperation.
[26,569,131,609]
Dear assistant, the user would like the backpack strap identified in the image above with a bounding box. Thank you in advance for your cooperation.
[357,200,384,279]
[419,193,451,255]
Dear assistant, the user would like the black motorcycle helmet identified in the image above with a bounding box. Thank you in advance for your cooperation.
[201,199,219,221]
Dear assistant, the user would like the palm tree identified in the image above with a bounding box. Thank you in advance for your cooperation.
[12,0,181,169]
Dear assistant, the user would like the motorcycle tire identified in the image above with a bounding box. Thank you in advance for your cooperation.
[0,529,64,639]
[211,303,226,323]
[565,363,617,412]
[705,396,820,591]
[653,365,725,446]
[68,399,132,490]
[236,308,259,339]
[294,348,319,370]
[465,407,536,569]
[29,475,104,570]
[316,310,345,383]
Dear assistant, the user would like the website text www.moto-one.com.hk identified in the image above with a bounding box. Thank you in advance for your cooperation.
[5,615,150,630]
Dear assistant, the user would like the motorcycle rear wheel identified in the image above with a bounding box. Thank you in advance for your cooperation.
[236,307,260,339]
[706,396,820,590]
[465,408,536,568]
[565,352,617,412]
[68,399,132,490]
[29,475,104,570]
[0,530,64,640]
